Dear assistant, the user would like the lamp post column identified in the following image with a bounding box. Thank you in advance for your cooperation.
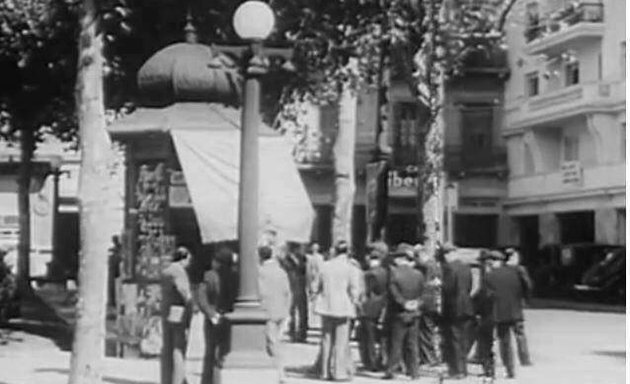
[236,41,264,305]
[219,42,276,383]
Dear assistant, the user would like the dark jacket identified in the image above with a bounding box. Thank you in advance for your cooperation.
[388,264,425,320]
[197,269,221,320]
[441,260,474,319]
[486,265,526,323]
[161,262,193,322]
[361,265,389,319]
[416,259,441,313]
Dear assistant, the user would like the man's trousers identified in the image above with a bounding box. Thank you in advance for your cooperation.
[514,320,532,365]
[418,313,440,366]
[358,317,382,371]
[386,316,420,378]
[289,293,308,342]
[266,318,288,381]
[161,321,189,384]
[320,316,352,381]
[442,317,472,376]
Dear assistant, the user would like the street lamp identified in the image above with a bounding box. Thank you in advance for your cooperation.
[219,2,285,381]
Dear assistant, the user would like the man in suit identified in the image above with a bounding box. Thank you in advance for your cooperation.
[358,243,389,371]
[160,247,193,384]
[281,243,308,343]
[384,245,425,380]
[414,244,442,367]
[314,240,361,381]
[486,249,528,379]
[197,253,223,384]
[439,244,474,379]
[505,247,534,366]
[259,245,293,383]
[475,250,503,381]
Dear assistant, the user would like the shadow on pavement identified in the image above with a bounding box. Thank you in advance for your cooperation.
[590,350,626,360]
[5,293,73,351]
[35,368,157,384]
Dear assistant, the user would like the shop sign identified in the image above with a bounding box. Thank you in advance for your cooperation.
[168,171,192,208]
[561,161,582,186]
[387,165,418,198]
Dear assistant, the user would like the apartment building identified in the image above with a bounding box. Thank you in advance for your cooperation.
[502,0,625,258]
[385,47,509,247]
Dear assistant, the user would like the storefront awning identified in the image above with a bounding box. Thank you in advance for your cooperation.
[172,128,314,243]
[109,103,314,243]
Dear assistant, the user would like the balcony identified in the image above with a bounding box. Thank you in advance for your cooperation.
[505,80,625,131]
[444,145,507,174]
[291,130,335,171]
[524,2,604,56]
[460,46,509,75]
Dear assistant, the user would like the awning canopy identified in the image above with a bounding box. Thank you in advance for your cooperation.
[108,103,314,244]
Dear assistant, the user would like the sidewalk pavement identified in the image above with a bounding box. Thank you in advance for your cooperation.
[2,287,623,384]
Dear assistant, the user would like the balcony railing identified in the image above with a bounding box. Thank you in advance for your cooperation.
[291,130,335,170]
[444,145,507,173]
[525,2,604,43]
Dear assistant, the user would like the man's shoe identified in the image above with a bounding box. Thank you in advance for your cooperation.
[521,361,533,367]
[382,372,395,380]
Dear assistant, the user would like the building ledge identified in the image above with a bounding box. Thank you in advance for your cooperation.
[524,22,605,56]
[504,81,625,131]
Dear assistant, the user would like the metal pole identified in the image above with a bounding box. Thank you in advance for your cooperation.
[236,41,263,305]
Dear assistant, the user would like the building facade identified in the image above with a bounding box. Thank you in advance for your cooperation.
[385,48,509,248]
[295,46,510,251]
[502,0,625,259]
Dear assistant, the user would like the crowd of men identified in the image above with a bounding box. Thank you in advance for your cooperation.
[158,236,533,384]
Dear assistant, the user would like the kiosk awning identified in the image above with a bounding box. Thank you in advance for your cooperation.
[171,128,314,243]
[108,103,314,243]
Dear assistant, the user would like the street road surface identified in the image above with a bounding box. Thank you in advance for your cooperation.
[0,308,625,384]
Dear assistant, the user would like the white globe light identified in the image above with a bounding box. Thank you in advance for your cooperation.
[233,1,275,41]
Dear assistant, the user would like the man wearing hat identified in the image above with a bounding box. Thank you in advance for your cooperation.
[383,243,425,380]
[358,242,389,371]
[504,247,533,367]
[439,243,474,379]
[485,249,529,379]
[475,250,505,381]
[161,246,193,384]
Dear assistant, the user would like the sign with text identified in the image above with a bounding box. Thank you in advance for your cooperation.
[387,165,419,198]
[561,161,582,186]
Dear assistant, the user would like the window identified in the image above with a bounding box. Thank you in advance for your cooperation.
[525,2,541,42]
[562,135,579,162]
[565,61,580,86]
[526,72,539,96]
[393,102,420,165]
[461,105,494,168]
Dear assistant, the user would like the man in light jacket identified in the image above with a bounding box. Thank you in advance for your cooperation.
[314,240,361,381]
[258,245,293,383]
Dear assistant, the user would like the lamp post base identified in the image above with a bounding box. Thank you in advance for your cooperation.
[215,303,277,384]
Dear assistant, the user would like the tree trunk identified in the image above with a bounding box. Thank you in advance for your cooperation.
[68,0,114,382]
[332,80,358,245]
[17,126,34,294]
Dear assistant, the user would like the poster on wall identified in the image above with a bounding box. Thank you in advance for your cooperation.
[117,282,163,357]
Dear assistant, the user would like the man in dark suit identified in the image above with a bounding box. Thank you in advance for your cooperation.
[414,244,442,367]
[485,249,529,379]
[197,254,223,384]
[505,247,534,366]
[439,244,474,379]
[383,246,425,380]
[281,243,308,343]
[358,243,389,371]
[160,247,193,384]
